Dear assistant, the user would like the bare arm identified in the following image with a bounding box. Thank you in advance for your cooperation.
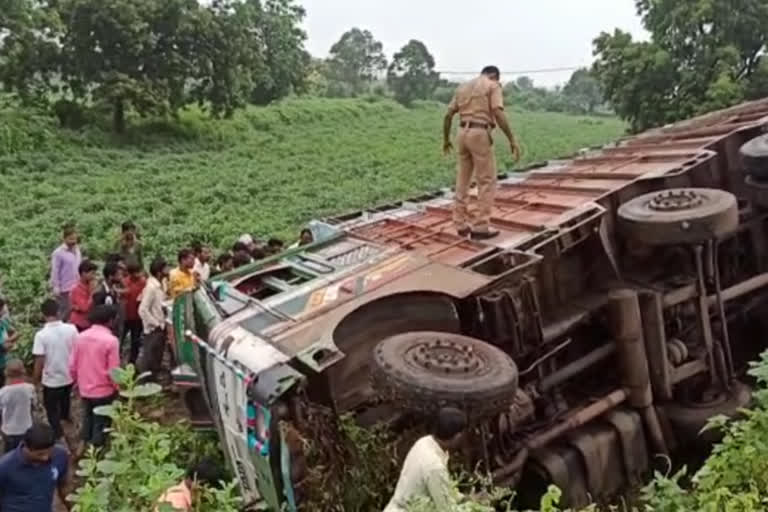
[443,109,456,152]
[493,108,520,162]
[493,108,514,144]
[57,474,71,511]
[33,355,45,385]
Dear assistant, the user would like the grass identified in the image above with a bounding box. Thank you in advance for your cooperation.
[0,96,625,326]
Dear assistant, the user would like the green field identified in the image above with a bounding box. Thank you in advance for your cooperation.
[0,97,625,323]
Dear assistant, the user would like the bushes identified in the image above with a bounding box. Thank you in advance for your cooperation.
[69,366,240,512]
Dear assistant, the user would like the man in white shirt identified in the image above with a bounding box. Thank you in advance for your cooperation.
[192,242,212,282]
[32,298,78,441]
[384,408,467,512]
[139,258,170,378]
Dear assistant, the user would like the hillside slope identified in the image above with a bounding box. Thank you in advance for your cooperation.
[0,97,625,320]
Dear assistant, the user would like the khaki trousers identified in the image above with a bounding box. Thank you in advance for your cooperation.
[454,126,497,232]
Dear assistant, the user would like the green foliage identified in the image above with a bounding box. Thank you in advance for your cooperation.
[69,365,240,511]
[562,69,604,114]
[387,40,439,106]
[637,350,768,511]
[0,0,308,131]
[501,74,604,116]
[327,28,388,96]
[592,0,768,132]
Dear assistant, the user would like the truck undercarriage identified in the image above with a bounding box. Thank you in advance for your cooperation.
[173,98,768,510]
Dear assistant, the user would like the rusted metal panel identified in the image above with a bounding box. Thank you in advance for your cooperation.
[327,147,719,267]
[349,217,496,266]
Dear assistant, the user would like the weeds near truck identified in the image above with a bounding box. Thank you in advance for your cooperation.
[68,365,240,511]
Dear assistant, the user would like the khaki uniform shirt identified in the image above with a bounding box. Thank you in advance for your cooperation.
[448,75,504,125]
[383,435,457,512]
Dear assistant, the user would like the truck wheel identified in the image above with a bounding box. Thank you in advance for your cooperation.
[372,331,519,419]
[618,188,738,246]
[740,134,768,179]
[662,381,752,445]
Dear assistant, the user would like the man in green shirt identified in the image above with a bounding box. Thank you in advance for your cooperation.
[114,221,144,269]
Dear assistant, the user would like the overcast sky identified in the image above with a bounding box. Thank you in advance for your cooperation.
[299,0,648,87]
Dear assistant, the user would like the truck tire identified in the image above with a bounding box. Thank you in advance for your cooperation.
[618,188,738,246]
[371,331,519,419]
[740,134,768,179]
[662,381,752,445]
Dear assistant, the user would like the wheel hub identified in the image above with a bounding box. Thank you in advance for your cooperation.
[648,189,705,212]
[406,336,485,375]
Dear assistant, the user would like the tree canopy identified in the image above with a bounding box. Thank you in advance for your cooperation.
[387,40,439,106]
[0,0,308,131]
[327,28,387,96]
[592,0,768,132]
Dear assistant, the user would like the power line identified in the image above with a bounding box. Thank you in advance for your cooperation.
[436,65,583,76]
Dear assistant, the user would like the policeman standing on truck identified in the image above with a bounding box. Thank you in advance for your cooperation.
[443,66,521,240]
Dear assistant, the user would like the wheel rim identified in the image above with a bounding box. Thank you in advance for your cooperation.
[647,189,705,212]
[397,333,491,377]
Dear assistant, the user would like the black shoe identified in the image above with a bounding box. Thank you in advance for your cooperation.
[471,229,500,240]
[457,228,471,238]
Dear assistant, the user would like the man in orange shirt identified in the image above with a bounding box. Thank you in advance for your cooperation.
[156,458,219,511]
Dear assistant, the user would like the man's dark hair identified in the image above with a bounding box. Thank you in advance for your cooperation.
[433,407,467,442]
[103,261,120,280]
[121,221,136,233]
[88,304,118,326]
[24,424,56,451]
[191,241,207,255]
[126,261,142,275]
[178,248,194,263]
[105,253,124,265]
[481,65,501,78]
[187,457,220,486]
[233,253,252,268]
[250,247,266,260]
[62,223,76,237]
[0,297,5,310]
[232,242,248,254]
[79,260,98,275]
[268,238,284,248]
[149,257,168,278]
[216,253,233,267]
[41,298,59,318]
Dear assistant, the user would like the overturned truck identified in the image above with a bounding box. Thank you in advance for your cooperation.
[170,98,768,510]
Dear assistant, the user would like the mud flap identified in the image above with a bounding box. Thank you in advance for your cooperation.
[530,447,590,509]
[603,410,649,487]
[566,424,623,499]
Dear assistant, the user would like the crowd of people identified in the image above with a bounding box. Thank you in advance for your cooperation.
[0,220,314,512]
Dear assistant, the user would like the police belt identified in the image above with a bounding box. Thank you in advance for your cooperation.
[459,120,493,130]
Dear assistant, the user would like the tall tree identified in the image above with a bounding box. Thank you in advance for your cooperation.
[562,68,603,114]
[515,76,534,90]
[0,0,62,104]
[327,28,387,95]
[0,0,309,131]
[593,0,768,132]
[387,40,438,106]
[247,0,309,105]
